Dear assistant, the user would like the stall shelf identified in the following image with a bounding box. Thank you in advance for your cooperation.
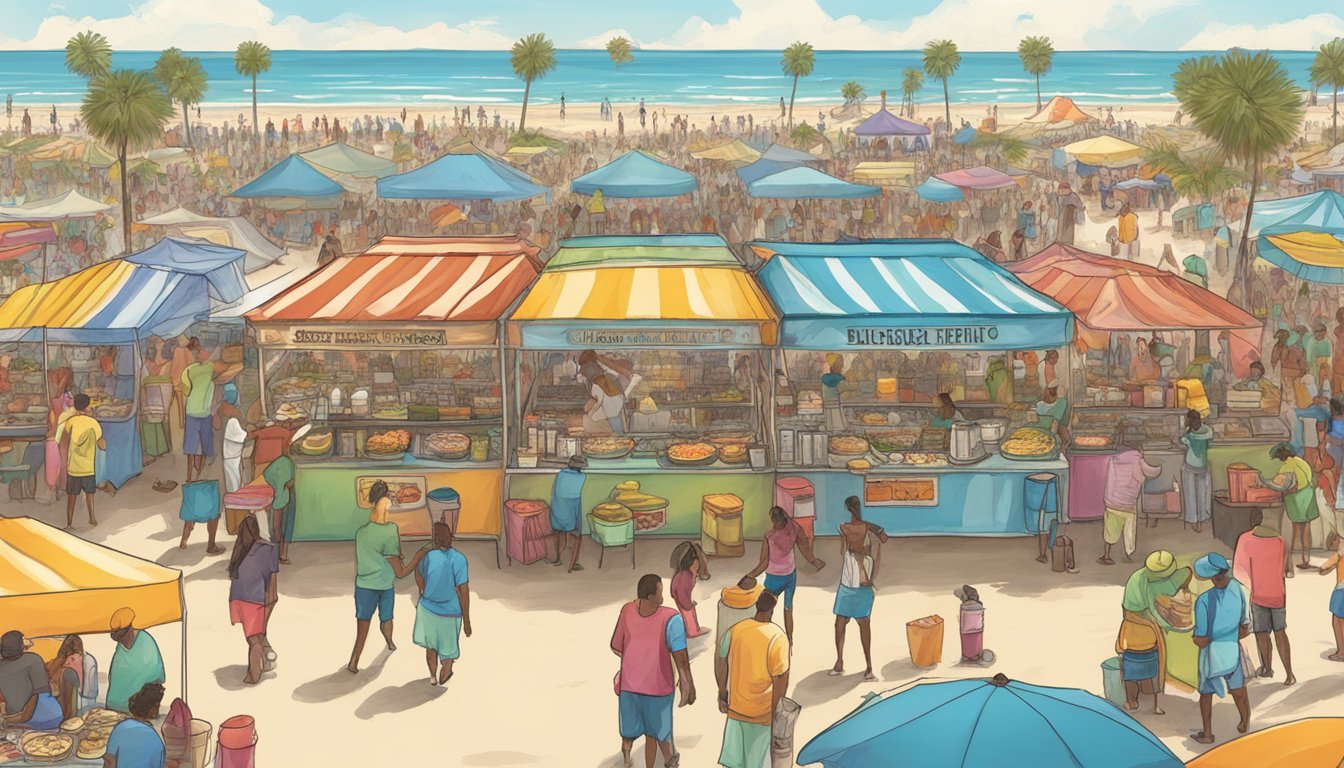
[751,238,1075,536]
[247,235,540,543]
[505,235,779,541]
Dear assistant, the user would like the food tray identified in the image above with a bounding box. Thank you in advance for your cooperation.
[666,443,719,466]
[363,450,406,462]
[19,733,74,764]
[356,476,427,511]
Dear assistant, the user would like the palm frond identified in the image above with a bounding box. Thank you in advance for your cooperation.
[65,31,112,80]
[922,40,961,80]
[80,69,173,151]
[1017,36,1054,77]
[233,41,272,77]
[781,42,816,78]
[512,33,558,82]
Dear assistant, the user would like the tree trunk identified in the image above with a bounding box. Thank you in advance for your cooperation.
[1233,163,1260,304]
[1036,74,1042,111]
[789,74,799,128]
[519,79,532,133]
[942,78,950,126]
[181,101,193,150]
[118,142,131,256]
[1334,85,1339,144]
[251,73,260,147]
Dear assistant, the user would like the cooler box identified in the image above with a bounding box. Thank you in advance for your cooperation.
[1227,463,1259,503]
[702,493,744,557]
[775,477,815,544]
[504,499,551,565]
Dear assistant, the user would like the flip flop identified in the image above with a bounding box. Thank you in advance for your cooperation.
[827,668,843,677]
[568,563,585,573]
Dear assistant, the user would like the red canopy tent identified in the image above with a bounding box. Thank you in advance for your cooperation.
[1009,243,1261,374]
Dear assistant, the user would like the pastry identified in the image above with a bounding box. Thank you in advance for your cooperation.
[75,727,112,761]
[59,716,85,732]
[828,435,869,456]
[425,432,471,457]
[20,733,73,761]
[667,442,717,464]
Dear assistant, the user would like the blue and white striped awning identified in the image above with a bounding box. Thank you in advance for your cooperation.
[750,239,1073,349]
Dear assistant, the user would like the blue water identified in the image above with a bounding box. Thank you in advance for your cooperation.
[0,49,1321,109]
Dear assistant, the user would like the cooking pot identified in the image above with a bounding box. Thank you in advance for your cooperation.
[977,418,1007,444]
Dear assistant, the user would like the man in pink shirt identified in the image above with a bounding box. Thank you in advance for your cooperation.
[1099,448,1161,565]
[611,574,696,768]
[1233,510,1295,685]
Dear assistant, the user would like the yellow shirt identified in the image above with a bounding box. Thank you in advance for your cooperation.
[719,619,789,724]
[1117,212,1139,244]
[63,413,102,477]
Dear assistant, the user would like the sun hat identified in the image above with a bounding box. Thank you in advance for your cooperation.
[110,607,135,632]
[1194,552,1230,579]
[1145,550,1177,580]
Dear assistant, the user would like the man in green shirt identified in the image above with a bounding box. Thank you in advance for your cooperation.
[262,433,297,565]
[1303,320,1333,378]
[180,339,218,484]
[347,480,427,674]
[106,608,165,713]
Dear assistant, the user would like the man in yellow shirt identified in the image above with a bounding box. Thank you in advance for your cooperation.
[1117,203,1140,259]
[59,393,105,529]
[716,591,790,768]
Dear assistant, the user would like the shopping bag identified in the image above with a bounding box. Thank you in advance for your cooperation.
[94,448,107,484]
[180,480,221,523]
[771,697,802,768]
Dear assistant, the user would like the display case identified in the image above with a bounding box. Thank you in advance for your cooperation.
[47,343,138,423]
[0,342,49,436]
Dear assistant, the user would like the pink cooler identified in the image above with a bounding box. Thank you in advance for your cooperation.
[505,499,551,565]
[775,477,815,544]
[959,603,984,660]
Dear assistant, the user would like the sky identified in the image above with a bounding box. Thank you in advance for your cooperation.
[2,0,1343,51]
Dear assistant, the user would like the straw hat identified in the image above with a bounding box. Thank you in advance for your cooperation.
[110,607,135,632]
[1145,551,1176,580]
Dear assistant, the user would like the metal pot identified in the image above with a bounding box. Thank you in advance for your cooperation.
[977,418,1007,444]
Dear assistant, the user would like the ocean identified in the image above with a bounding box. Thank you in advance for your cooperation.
[0,49,1324,109]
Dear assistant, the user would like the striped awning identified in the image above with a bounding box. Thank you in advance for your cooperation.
[0,516,182,638]
[248,236,541,324]
[509,265,777,348]
[752,239,1072,350]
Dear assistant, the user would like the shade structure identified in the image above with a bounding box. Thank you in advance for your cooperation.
[230,154,345,208]
[0,243,42,262]
[139,207,285,272]
[935,166,1018,191]
[916,178,965,202]
[751,239,1071,350]
[1297,141,1344,172]
[798,676,1181,768]
[0,516,183,638]
[0,222,56,247]
[0,190,113,222]
[1116,177,1169,191]
[504,145,553,163]
[1248,190,1344,235]
[1009,242,1259,348]
[748,167,880,199]
[1184,718,1344,768]
[737,157,805,185]
[1062,135,1144,166]
[249,236,540,329]
[1022,96,1095,126]
[953,126,978,145]
[26,137,117,168]
[378,151,549,202]
[571,150,698,198]
[851,162,917,187]
[853,108,931,137]
[691,139,762,167]
[545,234,743,270]
[1257,226,1344,284]
[124,237,249,303]
[299,141,397,179]
[761,143,822,164]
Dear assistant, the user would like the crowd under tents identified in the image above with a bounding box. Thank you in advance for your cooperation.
[747,166,880,199]
[1248,190,1344,283]
[916,178,965,202]
[690,139,761,167]
[853,108,931,152]
[25,137,118,169]
[571,150,698,198]
[230,154,345,211]
[1062,135,1144,167]
[139,207,285,272]
[377,151,549,202]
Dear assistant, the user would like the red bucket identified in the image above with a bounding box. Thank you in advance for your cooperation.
[217,716,255,750]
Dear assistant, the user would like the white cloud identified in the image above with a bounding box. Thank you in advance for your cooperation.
[1181,13,1344,51]
[0,0,513,51]
[576,28,641,50]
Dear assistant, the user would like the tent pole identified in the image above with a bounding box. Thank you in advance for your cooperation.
[42,328,50,404]
[179,576,188,702]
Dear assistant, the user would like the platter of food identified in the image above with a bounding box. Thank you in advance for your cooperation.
[1000,427,1059,460]
[901,452,948,467]
[356,476,426,511]
[1070,434,1114,452]
[584,436,635,459]
[296,429,333,457]
[81,709,126,729]
[869,429,920,453]
[918,428,950,452]
[365,429,410,459]
[425,432,471,460]
[718,443,749,464]
[58,717,84,733]
[828,435,870,456]
[0,737,20,764]
[19,733,73,763]
[667,442,718,466]
[75,727,113,761]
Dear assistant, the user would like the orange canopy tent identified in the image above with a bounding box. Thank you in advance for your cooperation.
[1022,96,1096,126]
[1183,718,1344,767]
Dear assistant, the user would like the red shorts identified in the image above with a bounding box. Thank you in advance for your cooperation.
[229,599,266,637]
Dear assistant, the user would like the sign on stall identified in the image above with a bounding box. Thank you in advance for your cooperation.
[256,323,499,348]
[564,327,760,347]
[846,325,1000,348]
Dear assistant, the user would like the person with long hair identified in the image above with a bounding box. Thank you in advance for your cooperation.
[670,545,709,639]
[745,507,824,644]
[228,515,279,685]
[347,480,425,673]
[931,393,963,429]
[44,636,86,718]
[413,522,472,686]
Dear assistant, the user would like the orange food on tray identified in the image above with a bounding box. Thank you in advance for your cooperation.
[668,442,717,462]
[829,435,869,455]
[396,486,422,504]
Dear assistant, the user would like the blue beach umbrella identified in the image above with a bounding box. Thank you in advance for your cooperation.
[953,126,978,145]
[798,674,1182,768]
[915,178,964,203]
[1256,224,1344,284]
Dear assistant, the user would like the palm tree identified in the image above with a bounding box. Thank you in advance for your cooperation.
[781,41,815,128]
[234,41,271,145]
[512,33,557,132]
[1017,36,1054,111]
[1310,38,1344,143]
[80,70,173,254]
[1173,49,1303,300]
[923,39,961,126]
[606,37,634,67]
[1144,139,1245,204]
[901,67,924,118]
[156,49,208,149]
[840,81,866,110]
[969,132,1028,165]
[64,31,112,80]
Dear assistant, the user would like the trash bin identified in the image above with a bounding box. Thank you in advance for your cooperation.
[906,614,944,668]
[1101,656,1125,707]
[427,487,461,530]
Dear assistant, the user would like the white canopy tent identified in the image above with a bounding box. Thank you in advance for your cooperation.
[0,190,113,222]
[139,207,285,272]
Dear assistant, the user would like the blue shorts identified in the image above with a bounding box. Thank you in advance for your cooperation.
[834,584,874,619]
[184,415,214,457]
[354,586,395,622]
[1122,650,1159,681]
[763,571,797,611]
[618,691,673,742]
[1331,584,1344,620]
[1198,660,1246,696]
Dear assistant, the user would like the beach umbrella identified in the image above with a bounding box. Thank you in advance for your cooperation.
[916,178,964,203]
[798,674,1182,768]
[1183,718,1344,768]
[1062,135,1144,167]
[953,126,979,145]
[1256,225,1344,284]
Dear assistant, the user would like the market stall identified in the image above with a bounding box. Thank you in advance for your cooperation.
[504,235,778,547]
[750,238,1075,536]
[0,241,246,488]
[246,235,541,543]
[1009,243,1269,522]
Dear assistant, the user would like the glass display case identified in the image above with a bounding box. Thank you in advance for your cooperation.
[0,341,48,434]
[47,343,137,423]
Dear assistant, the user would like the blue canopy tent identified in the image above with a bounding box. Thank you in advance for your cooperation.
[571,150,697,198]
[798,675,1181,768]
[1249,190,1344,235]
[760,143,822,164]
[953,126,979,145]
[737,157,804,185]
[229,154,345,209]
[747,167,880,199]
[377,151,550,202]
[915,178,965,202]
[124,237,249,303]
[1257,225,1344,284]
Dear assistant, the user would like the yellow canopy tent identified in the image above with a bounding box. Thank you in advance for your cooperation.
[691,139,762,167]
[0,516,189,694]
[1063,135,1144,167]
[1183,718,1344,767]
[851,161,917,187]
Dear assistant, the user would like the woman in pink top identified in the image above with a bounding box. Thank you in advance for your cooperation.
[746,507,825,643]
